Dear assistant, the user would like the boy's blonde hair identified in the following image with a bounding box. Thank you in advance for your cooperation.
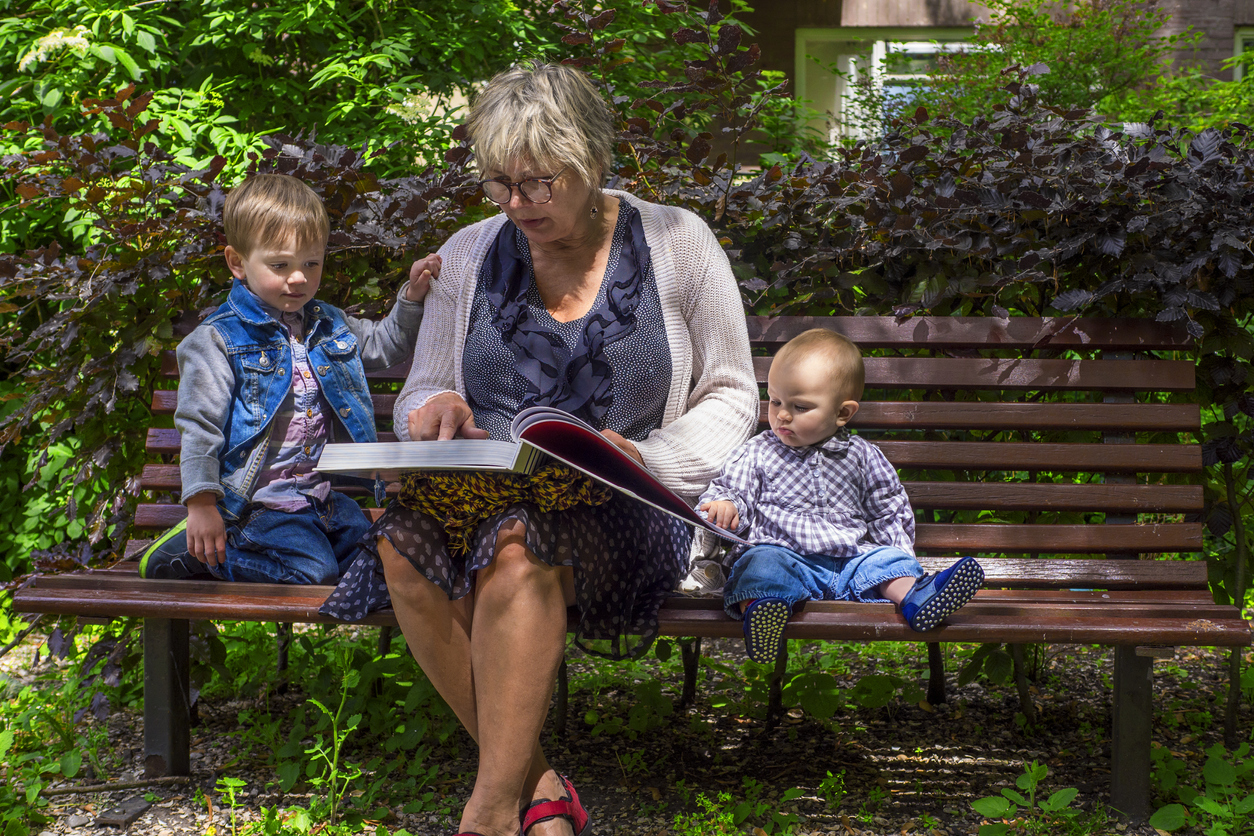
[223,174,330,257]
[775,328,866,400]
[466,60,614,191]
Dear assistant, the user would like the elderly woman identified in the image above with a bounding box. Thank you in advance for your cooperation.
[322,61,756,836]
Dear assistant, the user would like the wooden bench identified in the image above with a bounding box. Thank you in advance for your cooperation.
[14,314,1250,821]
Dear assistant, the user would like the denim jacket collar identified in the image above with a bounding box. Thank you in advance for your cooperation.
[225,279,339,339]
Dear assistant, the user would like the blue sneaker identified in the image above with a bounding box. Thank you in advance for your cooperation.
[900,556,984,632]
[138,519,211,580]
[742,597,791,664]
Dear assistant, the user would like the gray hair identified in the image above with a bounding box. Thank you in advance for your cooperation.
[466,61,615,190]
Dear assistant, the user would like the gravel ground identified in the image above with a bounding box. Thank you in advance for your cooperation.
[2,631,1246,836]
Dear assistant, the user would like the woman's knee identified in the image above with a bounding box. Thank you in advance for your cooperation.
[480,522,556,591]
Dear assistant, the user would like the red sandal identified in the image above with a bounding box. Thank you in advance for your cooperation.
[520,774,591,836]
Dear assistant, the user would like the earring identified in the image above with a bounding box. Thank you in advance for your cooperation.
[590,204,599,219]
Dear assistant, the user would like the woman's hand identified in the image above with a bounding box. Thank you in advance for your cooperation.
[600,428,644,467]
[405,253,441,302]
[408,391,489,441]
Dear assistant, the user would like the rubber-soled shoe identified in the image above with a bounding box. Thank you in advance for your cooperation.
[138,519,211,579]
[521,774,590,836]
[742,597,791,664]
[900,556,984,632]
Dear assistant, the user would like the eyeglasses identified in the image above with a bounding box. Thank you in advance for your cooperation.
[478,166,567,205]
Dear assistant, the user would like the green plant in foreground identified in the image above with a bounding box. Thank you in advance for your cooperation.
[215,776,247,836]
[1150,742,1254,834]
[303,654,365,828]
[971,761,1079,835]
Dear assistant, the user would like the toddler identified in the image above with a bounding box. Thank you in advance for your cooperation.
[698,328,984,663]
[141,173,433,583]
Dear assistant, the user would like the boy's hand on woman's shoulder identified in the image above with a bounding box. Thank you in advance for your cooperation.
[405,253,441,302]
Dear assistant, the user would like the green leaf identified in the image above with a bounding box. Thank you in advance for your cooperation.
[972,796,1013,817]
[1001,788,1028,807]
[1194,796,1228,816]
[89,44,116,64]
[112,45,142,80]
[277,761,301,792]
[1041,787,1078,811]
[60,750,82,778]
[654,639,672,662]
[0,730,12,759]
[136,30,157,53]
[984,650,1015,686]
[977,823,1010,836]
[1204,756,1238,787]
[1148,804,1187,831]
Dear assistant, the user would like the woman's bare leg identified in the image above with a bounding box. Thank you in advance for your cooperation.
[379,528,576,836]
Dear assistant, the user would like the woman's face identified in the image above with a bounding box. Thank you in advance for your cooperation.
[484,158,594,247]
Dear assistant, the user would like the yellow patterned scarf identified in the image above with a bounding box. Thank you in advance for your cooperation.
[397,464,612,557]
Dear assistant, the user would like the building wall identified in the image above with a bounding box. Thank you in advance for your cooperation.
[841,0,985,26]
[1159,0,1238,80]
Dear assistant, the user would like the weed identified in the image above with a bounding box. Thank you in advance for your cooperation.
[818,769,847,810]
[1151,742,1254,834]
[970,760,1079,835]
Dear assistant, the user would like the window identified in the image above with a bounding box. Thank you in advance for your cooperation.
[795,28,972,142]
[1234,27,1254,81]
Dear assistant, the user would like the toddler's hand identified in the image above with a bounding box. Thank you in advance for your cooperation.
[405,253,441,302]
[699,500,740,531]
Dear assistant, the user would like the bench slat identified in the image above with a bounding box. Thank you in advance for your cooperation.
[744,316,1194,351]
[151,390,1201,433]
[16,585,1244,646]
[752,357,1196,392]
[143,431,1201,474]
[137,466,1201,512]
[915,522,1201,554]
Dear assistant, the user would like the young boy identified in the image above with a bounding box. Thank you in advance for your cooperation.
[141,173,433,583]
[698,328,984,663]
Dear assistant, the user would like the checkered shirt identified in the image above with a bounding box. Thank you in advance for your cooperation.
[697,428,915,559]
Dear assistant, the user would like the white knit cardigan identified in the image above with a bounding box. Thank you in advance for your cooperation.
[392,190,759,503]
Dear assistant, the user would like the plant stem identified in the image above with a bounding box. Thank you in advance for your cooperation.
[1223,461,1250,747]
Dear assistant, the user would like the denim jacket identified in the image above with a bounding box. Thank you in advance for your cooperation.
[175,280,423,520]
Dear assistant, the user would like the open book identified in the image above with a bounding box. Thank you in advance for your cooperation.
[316,405,749,545]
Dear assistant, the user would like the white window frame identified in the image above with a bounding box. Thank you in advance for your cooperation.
[795,27,972,142]
[1234,27,1254,81]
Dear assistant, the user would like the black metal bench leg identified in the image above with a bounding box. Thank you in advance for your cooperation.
[1111,646,1153,821]
[926,642,946,704]
[144,618,190,777]
[276,622,291,673]
[680,637,702,707]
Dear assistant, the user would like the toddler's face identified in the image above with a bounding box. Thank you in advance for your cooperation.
[767,353,859,448]
[225,232,326,313]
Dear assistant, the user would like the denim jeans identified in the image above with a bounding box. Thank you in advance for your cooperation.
[723,544,924,619]
[153,491,371,584]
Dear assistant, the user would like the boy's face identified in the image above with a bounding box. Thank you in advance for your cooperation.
[225,233,325,313]
[767,353,860,448]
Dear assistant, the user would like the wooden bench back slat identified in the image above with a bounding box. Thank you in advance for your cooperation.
[139,465,1201,511]
[131,500,1201,554]
[744,316,1194,351]
[144,430,1199,473]
[151,391,1200,433]
[752,357,1196,391]
[913,523,1201,553]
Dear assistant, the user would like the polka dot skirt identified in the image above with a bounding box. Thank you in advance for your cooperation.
[321,493,691,659]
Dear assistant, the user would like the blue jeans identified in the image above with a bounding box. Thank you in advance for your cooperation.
[723,544,924,619]
[154,491,371,584]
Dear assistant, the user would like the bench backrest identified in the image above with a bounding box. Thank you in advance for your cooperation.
[138,315,1201,587]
